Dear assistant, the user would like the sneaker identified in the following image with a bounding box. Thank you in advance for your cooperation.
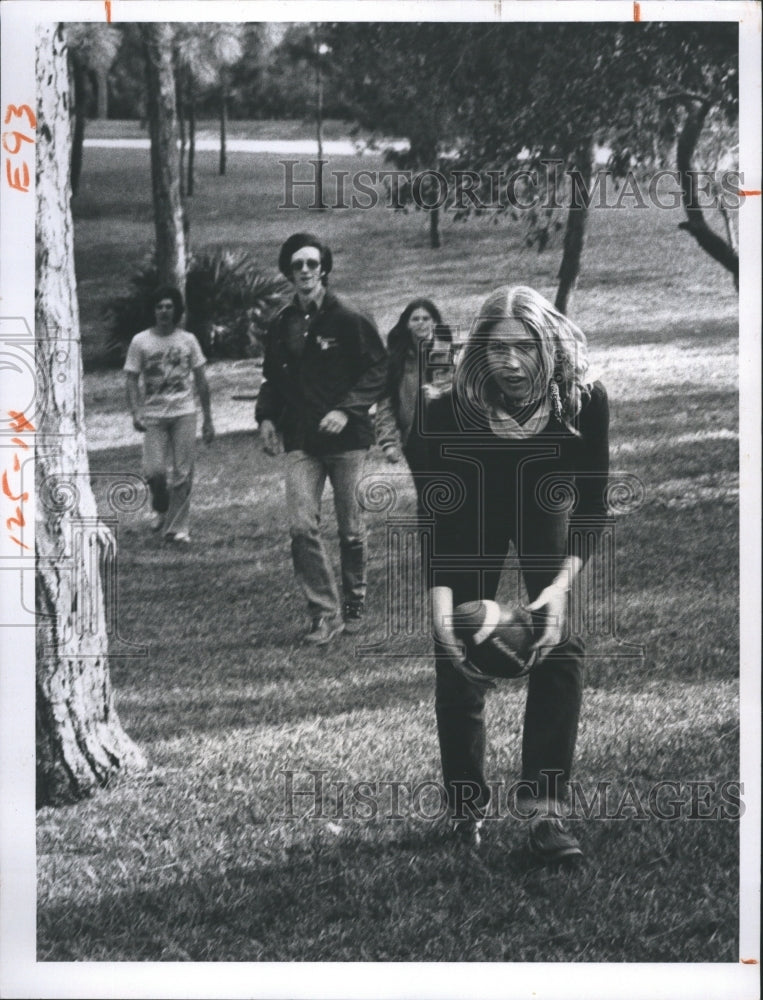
[169,531,191,545]
[528,816,582,864]
[305,615,344,646]
[452,818,483,850]
[342,600,365,635]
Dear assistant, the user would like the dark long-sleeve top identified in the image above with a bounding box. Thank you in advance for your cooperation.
[375,350,421,451]
[375,340,454,453]
[255,290,388,455]
[420,382,610,596]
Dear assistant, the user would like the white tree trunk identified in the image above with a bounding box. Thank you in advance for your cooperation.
[35,23,146,806]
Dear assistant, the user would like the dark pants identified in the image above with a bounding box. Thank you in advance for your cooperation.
[434,504,585,818]
[404,435,436,517]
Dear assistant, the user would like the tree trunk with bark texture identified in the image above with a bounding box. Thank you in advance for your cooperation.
[35,23,146,806]
[555,139,593,316]
[141,23,186,293]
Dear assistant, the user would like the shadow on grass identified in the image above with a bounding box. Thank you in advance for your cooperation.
[37,810,738,963]
[115,670,435,745]
[88,418,739,747]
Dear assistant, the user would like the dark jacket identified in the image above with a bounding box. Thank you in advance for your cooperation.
[421,381,610,597]
[255,290,387,455]
[375,336,454,452]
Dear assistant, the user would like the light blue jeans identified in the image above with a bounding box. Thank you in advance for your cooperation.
[285,449,368,618]
[143,413,196,537]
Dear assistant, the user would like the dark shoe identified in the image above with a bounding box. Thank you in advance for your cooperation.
[305,616,344,646]
[342,600,365,635]
[452,818,483,850]
[528,817,582,864]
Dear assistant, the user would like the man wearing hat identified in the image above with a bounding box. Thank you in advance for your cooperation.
[256,233,388,644]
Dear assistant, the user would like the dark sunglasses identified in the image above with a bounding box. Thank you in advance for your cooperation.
[291,258,321,272]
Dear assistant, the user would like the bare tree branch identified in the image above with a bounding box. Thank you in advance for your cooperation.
[675,98,739,287]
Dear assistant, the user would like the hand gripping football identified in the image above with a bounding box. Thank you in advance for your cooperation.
[452,600,537,679]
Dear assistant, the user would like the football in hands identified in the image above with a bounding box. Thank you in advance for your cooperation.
[452,600,537,679]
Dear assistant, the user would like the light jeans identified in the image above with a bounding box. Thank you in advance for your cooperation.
[285,449,368,618]
[142,413,197,537]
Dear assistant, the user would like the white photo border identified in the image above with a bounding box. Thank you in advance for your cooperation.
[1,1,760,997]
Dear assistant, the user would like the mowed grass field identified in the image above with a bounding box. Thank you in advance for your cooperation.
[36,130,742,962]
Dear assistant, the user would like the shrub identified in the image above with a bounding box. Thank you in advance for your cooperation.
[104,249,290,364]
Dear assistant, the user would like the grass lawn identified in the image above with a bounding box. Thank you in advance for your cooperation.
[36,135,741,963]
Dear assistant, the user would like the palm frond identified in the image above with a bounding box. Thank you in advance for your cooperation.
[104,249,290,365]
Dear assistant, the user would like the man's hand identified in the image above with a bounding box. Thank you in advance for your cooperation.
[319,409,348,435]
[383,445,401,463]
[434,625,496,690]
[260,419,282,456]
[132,414,146,433]
[526,582,568,662]
[431,586,495,690]
[202,416,215,445]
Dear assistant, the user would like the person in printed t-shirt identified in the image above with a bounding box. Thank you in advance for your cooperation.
[124,285,215,545]
[256,233,387,645]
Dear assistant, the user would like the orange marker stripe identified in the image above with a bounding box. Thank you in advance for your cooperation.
[741,958,758,964]
[105,1,112,22]
[633,2,641,21]
[737,189,761,197]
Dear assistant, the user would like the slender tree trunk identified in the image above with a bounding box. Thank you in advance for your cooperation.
[141,23,186,293]
[676,98,739,287]
[429,205,441,249]
[219,84,227,176]
[416,140,441,248]
[718,201,737,257]
[187,89,196,198]
[315,56,326,210]
[555,139,593,315]
[36,24,146,806]
[176,77,186,199]
[95,64,109,119]
[69,55,88,197]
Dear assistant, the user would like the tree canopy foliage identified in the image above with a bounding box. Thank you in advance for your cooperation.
[94,20,739,294]
[322,21,738,285]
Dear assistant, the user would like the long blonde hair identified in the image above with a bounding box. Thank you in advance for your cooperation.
[455,285,592,433]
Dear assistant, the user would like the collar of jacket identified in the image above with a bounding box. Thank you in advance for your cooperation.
[289,288,337,316]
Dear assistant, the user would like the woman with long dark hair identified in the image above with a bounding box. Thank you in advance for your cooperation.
[423,285,610,862]
[376,298,454,476]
